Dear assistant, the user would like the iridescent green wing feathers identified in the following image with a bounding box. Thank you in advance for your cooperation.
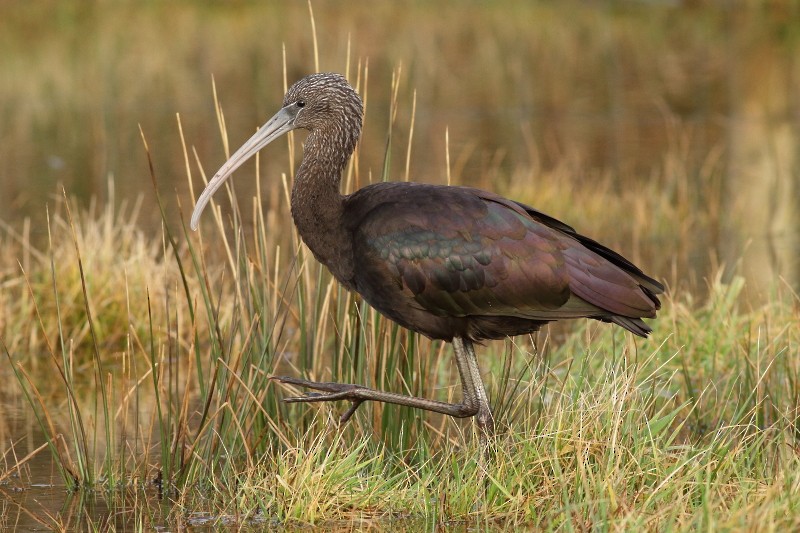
[347,183,662,332]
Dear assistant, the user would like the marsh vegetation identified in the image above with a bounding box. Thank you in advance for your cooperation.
[0,2,798,530]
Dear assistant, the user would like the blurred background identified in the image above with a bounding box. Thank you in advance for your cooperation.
[1,0,798,298]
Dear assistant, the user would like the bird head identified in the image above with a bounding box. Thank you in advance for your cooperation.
[190,72,363,230]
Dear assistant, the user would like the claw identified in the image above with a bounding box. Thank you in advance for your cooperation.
[270,375,368,423]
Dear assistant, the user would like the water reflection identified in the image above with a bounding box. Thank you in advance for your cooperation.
[0,399,165,531]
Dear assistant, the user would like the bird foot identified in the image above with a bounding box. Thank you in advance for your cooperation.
[270,376,367,423]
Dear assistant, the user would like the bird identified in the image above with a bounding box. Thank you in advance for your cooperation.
[190,72,664,443]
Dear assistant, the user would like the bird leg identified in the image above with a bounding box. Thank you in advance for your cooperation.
[271,336,494,440]
[453,336,495,444]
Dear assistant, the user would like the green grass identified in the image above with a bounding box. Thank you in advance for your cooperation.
[232,279,800,529]
[171,274,800,529]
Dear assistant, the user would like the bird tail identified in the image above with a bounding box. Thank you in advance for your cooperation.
[609,316,653,337]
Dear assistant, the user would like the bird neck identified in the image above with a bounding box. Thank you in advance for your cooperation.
[290,131,354,281]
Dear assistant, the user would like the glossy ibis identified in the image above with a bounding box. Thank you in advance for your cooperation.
[190,72,663,442]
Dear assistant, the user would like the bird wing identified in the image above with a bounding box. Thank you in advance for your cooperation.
[348,183,657,323]
[513,200,665,298]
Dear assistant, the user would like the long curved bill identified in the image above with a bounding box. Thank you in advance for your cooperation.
[190,106,297,230]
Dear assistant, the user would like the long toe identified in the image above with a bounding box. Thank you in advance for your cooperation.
[270,376,361,394]
[283,389,361,404]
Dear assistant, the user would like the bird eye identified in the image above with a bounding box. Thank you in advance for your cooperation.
[296,100,305,108]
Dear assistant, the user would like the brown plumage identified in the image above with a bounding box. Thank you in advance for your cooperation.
[190,72,664,443]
